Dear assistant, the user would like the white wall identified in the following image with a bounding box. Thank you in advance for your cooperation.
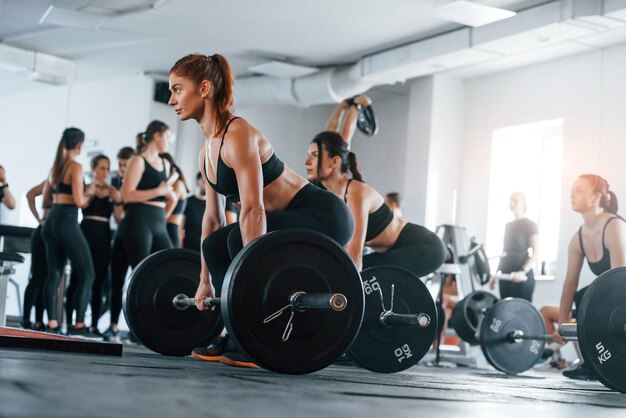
[461,43,626,307]
[0,73,154,227]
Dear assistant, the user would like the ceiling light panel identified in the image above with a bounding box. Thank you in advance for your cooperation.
[39,5,108,30]
[432,0,516,28]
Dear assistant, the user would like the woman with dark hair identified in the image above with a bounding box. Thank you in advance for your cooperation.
[168,53,353,367]
[21,180,52,331]
[541,174,626,379]
[122,121,174,268]
[42,128,95,334]
[305,131,446,275]
[103,146,135,341]
[161,152,189,248]
[65,154,121,335]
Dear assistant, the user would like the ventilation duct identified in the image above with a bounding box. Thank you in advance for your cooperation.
[235,0,626,107]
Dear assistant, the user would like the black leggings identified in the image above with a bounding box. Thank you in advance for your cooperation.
[362,223,446,277]
[66,219,111,328]
[167,223,181,248]
[202,184,353,296]
[22,225,47,324]
[123,204,172,268]
[499,269,536,302]
[109,220,129,325]
[42,205,95,323]
[572,285,590,320]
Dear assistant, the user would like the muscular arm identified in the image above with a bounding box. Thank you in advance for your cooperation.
[26,181,45,223]
[558,235,584,323]
[199,146,223,281]
[345,189,369,271]
[325,100,348,133]
[225,121,266,246]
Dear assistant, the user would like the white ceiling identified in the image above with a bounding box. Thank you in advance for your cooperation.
[0,0,546,77]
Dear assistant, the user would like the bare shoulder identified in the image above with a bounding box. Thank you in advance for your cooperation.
[350,181,381,209]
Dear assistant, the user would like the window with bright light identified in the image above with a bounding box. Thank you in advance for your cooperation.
[486,119,563,277]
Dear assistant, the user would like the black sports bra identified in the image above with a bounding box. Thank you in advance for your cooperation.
[204,117,284,202]
[344,179,393,242]
[578,216,624,276]
[137,157,167,202]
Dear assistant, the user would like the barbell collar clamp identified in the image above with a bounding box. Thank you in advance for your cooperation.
[290,292,348,312]
[380,311,431,328]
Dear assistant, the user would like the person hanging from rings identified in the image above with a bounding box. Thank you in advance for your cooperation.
[304,131,446,275]
[489,192,538,302]
[541,174,626,379]
[65,155,121,337]
[167,53,354,368]
[21,179,53,331]
[161,153,190,248]
[103,146,135,342]
[41,128,96,335]
[121,121,174,269]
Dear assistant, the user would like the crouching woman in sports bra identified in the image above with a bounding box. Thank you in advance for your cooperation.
[167,53,354,367]
[541,174,626,379]
[305,131,446,275]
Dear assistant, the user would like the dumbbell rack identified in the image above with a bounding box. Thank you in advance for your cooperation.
[424,224,488,368]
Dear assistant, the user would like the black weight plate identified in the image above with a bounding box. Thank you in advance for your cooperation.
[221,229,364,374]
[450,291,499,345]
[479,298,545,374]
[356,105,379,137]
[123,249,223,356]
[473,244,491,285]
[578,267,626,393]
[348,266,437,373]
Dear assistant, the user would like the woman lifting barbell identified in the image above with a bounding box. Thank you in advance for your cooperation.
[541,174,626,379]
[167,53,354,368]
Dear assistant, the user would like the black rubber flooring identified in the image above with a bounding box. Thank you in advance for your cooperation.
[1,345,625,417]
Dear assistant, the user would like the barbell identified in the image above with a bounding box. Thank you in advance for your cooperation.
[452,268,626,393]
[124,229,438,375]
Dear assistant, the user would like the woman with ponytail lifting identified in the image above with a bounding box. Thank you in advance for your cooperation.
[168,53,353,368]
[305,132,446,276]
[541,174,626,380]
[42,128,96,335]
[122,121,174,268]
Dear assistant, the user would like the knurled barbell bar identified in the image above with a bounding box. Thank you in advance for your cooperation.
[171,293,348,312]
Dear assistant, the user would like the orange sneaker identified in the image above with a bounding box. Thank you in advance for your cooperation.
[219,350,260,369]
[191,336,229,362]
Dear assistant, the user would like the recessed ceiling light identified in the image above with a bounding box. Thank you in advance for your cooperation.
[432,1,516,28]
[39,5,108,30]
[248,61,319,78]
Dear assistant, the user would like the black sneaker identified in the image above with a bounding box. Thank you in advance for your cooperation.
[102,327,120,342]
[67,326,103,340]
[33,322,46,332]
[45,326,62,335]
[20,320,33,330]
[89,327,103,338]
[192,335,232,362]
[562,361,597,381]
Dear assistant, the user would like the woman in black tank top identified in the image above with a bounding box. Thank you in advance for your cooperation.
[66,155,121,335]
[541,175,626,378]
[305,131,445,277]
[168,54,353,367]
[42,128,97,335]
[122,121,174,268]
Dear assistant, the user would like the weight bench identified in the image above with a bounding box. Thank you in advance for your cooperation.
[0,224,34,327]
